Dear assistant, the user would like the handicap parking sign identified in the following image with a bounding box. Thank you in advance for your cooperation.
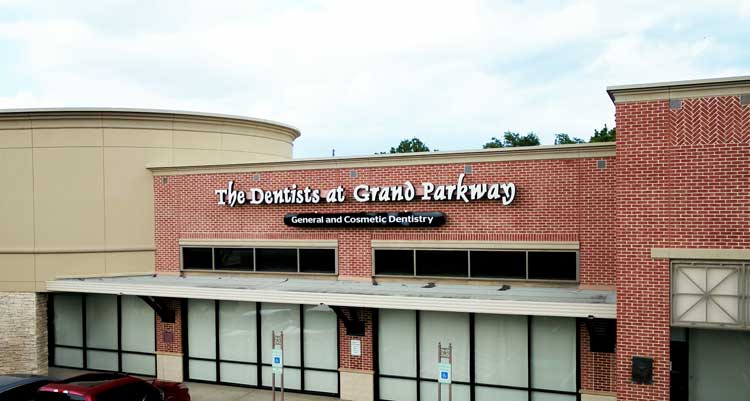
[437,362,452,384]
[271,348,283,374]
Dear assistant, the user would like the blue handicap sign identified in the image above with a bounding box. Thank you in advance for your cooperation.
[441,372,448,379]
[274,357,281,363]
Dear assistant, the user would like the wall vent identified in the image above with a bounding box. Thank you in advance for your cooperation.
[669,98,683,109]
[597,160,607,169]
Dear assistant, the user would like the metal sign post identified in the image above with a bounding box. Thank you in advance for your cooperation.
[437,342,453,401]
[271,330,284,401]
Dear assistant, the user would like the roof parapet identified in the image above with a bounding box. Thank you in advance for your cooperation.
[607,75,750,104]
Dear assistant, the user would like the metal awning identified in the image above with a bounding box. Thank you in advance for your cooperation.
[46,275,616,319]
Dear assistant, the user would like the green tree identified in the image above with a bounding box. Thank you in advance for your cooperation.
[482,136,504,148]
[381,137,432,154]
[589,124,616,143]
[554,133,585,145]
[483,131,540,148]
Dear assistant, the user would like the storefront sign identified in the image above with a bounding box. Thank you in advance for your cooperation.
[215,173,516,207]
[284,212,446,227]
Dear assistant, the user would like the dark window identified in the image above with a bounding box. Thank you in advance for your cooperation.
[255,248,298,272]
[374,250,414,275]
[214,248,253,271]
[299,249,336,273]
[527,251,577,280]
[416,250,469,277]
[182,247,213,269]
[470,251,526,279]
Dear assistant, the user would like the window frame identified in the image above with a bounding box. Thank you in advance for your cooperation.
[183,300,340,397]
[372,248,579,283]
[180,245,338,276]
[48,293,157,377]
[374,310,581,401]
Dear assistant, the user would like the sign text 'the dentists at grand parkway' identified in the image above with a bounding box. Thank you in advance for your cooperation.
[214,174,516,206]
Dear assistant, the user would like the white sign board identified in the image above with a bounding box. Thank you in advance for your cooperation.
[271,348,283,374]
[437,362,452,384]
[350,339,361,356]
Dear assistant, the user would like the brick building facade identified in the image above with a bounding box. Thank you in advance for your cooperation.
[42,76,750,401]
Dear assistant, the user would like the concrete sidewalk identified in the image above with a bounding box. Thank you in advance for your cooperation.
[49,367,339,401]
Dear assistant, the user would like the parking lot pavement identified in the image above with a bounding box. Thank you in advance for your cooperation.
[48,367,339,401]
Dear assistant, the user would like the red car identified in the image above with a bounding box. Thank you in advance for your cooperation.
[35,373,190,401]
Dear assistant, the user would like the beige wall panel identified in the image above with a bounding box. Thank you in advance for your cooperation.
[34,252,106,282]
[33,128,103,147]
[103,128,172,148]
[216,151,258,164]
[172,130,222,150]
[103,148,170,247]
[105,251,154,273]
[33,148,105,249]
[0,281,36,292]
[0,129,33,148]
[0,118,31,129]
[100,117,172,130]
[0,254,35,282]
[220,133,292,156]
[0,149,34,248]
[30,118,102,129]
[172,148,225,165]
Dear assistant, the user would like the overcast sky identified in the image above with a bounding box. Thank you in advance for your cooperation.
[1,1,748,157]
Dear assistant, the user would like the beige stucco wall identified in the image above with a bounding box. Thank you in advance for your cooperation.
[0,109,299,291]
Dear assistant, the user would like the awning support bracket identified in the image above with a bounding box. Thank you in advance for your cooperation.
[138,296,176,323]
[329,305,365,336]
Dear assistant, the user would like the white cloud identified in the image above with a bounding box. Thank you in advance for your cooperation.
[0,0,747,156]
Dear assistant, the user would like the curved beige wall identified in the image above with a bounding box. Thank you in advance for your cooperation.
[0,109,299,291]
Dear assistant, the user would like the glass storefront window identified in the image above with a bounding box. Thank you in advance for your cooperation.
[50,293,156,375]
[377,310,578,401]
[530,316,576,392]
[474,314,528,387]
[185,301,338,396]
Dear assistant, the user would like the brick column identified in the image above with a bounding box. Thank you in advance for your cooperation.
[338,307,374,401]
[155,298,183,382]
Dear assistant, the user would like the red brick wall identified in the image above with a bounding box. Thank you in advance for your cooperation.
[579,321,616,393]
[153,157,615,285]
[338,308,374,371]
[614,94,750,401]
[156,298,182,354]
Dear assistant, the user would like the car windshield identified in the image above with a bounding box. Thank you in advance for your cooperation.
[35,392,86,401]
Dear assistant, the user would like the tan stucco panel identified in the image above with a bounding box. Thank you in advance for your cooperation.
[0,149,34,248]
[0,254,35,282]
[34,252,106,282]
[33,147,105,249]
[105,251,154,273]
[0,281,36,292]
[0,109,298,292]
[172,148,226,165]
[103,148,170,248]
[33,128,103,147]
[102,128,173,148]
[220,133,291,156]
[0,129,32,148]
[173,130,222,150]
